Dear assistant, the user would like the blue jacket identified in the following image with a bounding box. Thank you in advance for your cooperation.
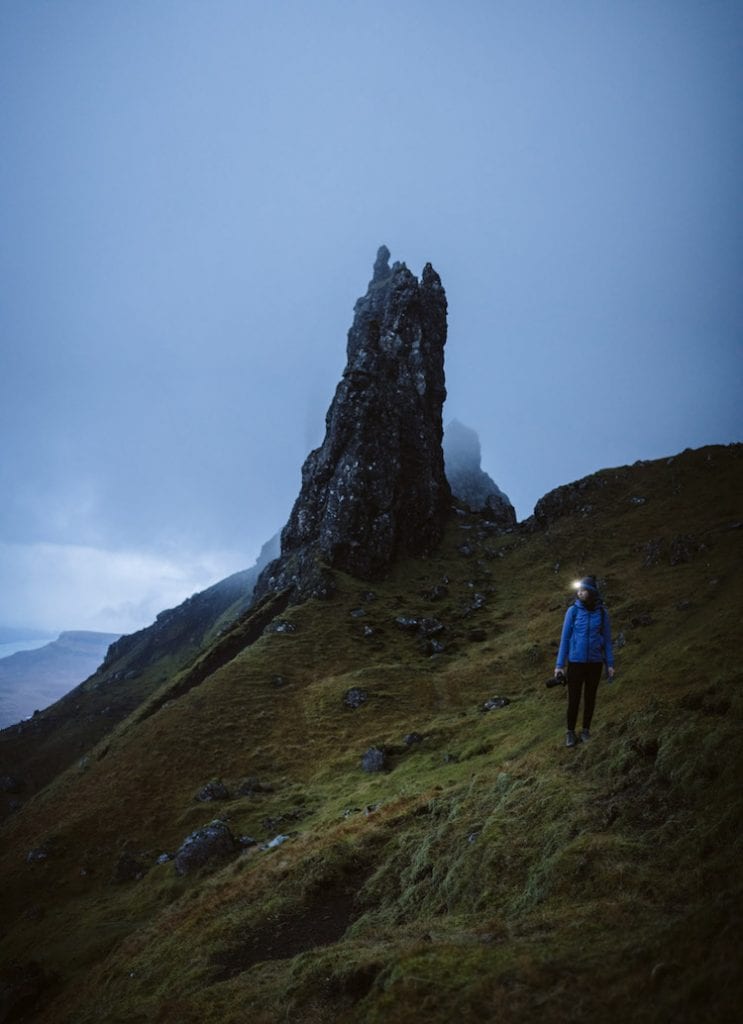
[557,600,614,668]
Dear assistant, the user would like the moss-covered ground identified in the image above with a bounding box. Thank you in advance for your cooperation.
[0,444,741,1022]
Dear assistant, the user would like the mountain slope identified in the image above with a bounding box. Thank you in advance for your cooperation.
[0,444,741,1023]
[0,535,278,816]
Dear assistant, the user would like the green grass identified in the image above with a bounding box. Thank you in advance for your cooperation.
[0,444,741,1022]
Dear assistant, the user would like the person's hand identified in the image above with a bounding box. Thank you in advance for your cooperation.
[555,666,565,677]
[607,667,616,683]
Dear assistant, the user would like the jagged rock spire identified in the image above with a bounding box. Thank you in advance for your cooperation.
[256,247,451,598]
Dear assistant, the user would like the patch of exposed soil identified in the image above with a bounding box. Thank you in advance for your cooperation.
[211,882,363,980]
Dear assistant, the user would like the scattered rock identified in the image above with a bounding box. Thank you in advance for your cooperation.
[631,496,647,505]
[156,853,172,865]
[196,780,230,802]
[361,747,387,773]
[174,820,238,876]
[360,591,377,602]
[458,544,475,557]
[262,834,291,851]
[271,674,289,688]
[615,632,626,648]
[421,639,446,656]
[482,697,511,711]
[350,608,366,618]
[641,539,664,567]
[394,616,420,632]
[264,619,297,635]
[419,618,445,636]
[363,625,376,637]
[423,583,449,601]
[404,732,424,746]
[25,848,48,864]
[239,836,258,849]
[344,687,369,709]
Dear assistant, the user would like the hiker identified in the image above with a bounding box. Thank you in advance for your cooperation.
[555,576,615,747]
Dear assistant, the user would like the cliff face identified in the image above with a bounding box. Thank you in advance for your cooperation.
[257,247,451,597]
[443,419,516,527]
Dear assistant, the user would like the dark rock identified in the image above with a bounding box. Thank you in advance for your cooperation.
[360,591,378,602]
[404,732,423,746]
[239,836,258,849]
[25,848,48,864]
[361,747,387,773]
[482,697,511,711]
[363,625,376,637]
[112,852,147,883]
[196,780,230,802]
[350,608,366,618]
[423,583,449,601]
[444,420,515,527]
[394,616,420,632]
[344,687,369,709]
[264,619,297,635]
[421,639,446,656]
[271,674,288,688]
[174,820,238,876]
[458,544,475,557]
[615,632,626,648]
[418,618,445,636]
[255,247,450,600]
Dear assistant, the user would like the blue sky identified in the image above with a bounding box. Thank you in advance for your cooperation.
[1,0,741,633]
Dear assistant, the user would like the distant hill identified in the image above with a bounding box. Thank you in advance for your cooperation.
[0,631,121,728]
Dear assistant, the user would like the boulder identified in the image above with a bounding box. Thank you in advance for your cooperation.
[361,747,387,773]
[174,820,238,876]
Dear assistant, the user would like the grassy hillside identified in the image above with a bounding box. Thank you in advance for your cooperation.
[1,444,741,1023]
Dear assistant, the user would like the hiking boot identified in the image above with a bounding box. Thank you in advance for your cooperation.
[565,730,577,748]
[580,728,591,743]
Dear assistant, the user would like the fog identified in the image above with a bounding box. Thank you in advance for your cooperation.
[1,1,741,633]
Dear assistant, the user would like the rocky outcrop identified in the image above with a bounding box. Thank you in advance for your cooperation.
[256,247,451,599]
[443,419,515,528]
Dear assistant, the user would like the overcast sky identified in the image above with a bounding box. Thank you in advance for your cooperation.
[1,0,741,635]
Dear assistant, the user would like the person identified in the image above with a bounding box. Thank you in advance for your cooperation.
[555,576,615,747]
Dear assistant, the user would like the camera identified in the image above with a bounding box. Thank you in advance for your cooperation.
[545,671,566,689]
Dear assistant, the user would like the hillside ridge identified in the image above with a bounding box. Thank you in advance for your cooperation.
[0,441,741,1023]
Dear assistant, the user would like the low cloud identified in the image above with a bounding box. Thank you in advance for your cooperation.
[0,541,245,634]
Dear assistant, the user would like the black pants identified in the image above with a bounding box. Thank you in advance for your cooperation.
[566,662,603,731]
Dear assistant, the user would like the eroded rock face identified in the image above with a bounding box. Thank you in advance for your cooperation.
[257,247,450,598]
[444,419,515,527]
